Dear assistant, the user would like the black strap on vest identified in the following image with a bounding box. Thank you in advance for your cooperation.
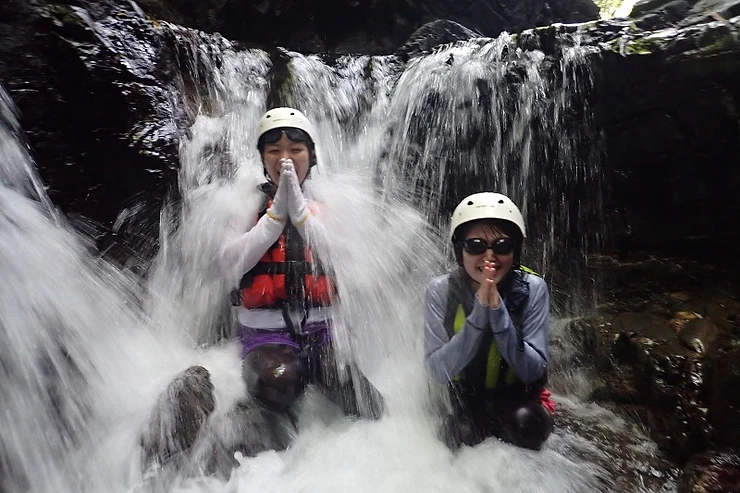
[237,260,325,284]
[282,220,308,334]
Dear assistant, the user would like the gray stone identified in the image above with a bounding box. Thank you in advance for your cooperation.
[141,365,216,466]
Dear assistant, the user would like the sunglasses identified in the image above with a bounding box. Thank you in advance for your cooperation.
[461,237,516,255]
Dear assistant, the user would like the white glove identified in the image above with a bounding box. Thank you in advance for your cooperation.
[265,170,288,222]
[282,160,311,226]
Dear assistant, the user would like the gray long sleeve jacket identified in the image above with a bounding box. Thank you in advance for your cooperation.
[423,272,550,385]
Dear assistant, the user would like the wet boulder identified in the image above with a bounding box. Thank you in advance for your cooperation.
[140,365,301,476]
[194,402,297,475]
[141,365,216,466]
[706,331,740,449]
[397,19,479,60]
[630,0,740,29]
[679,449,740,493]
[567,253,740,464]
[569,314,713,463]
[0,1,188,228]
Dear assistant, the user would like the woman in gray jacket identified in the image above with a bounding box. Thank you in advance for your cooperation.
[424,192,555,450]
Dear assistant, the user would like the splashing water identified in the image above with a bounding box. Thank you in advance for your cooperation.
[0,82,246,493]
[0,85,146,493]
[374,35,605,314]
[0,27,679,493]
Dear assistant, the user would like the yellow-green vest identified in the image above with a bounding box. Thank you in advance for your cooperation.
[444,266,545,399]
[451,303,520,390]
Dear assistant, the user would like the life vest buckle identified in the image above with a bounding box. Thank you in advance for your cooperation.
[282,301,308,336]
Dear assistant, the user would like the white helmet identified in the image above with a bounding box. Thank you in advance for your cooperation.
[449,192,526,240]
[257,107,317,144]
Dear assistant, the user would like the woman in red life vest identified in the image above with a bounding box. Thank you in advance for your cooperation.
[220,107,383,419]
[424,192,555,450]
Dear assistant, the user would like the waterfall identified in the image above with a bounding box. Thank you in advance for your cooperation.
[0,20,679,493]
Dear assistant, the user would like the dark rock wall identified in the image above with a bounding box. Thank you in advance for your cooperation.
[631,0,740,29]
[0,1,190,256]
[0,0,602,253]
[596,24,740,263]
[136,0,600,54]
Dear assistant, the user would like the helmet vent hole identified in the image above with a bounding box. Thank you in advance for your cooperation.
[266,115,271,118]
[498,199,504,204]
[467,201,474,205]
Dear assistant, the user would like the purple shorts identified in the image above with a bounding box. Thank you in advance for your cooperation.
[238,320,331,358]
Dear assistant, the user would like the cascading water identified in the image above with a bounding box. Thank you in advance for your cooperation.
[0,85,150,493]
[375,33,605,315]
[0,21,679,493]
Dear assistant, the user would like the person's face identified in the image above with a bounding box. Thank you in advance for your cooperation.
[262,133,311,184]
[461,222,515,285]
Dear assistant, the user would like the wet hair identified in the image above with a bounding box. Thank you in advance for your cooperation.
[452,218,524,265]
[257,127,317,167]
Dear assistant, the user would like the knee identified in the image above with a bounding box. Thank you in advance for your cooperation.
[243,345,307,412]
[508,402,554,450]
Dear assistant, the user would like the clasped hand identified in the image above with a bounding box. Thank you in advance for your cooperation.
[267,159,310,226]
[477,260,501,309]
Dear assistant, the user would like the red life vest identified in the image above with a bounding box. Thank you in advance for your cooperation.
[238,200,335,309]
